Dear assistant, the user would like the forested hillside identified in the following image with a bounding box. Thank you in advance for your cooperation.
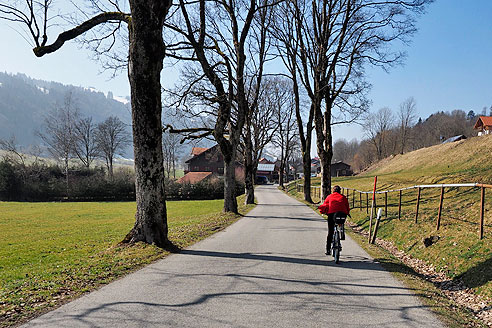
[0,72,131,154]
[333,103,491,172]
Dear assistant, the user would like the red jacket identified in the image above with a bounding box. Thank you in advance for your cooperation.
[318,192,350,215]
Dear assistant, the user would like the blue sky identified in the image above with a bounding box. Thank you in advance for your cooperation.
[0,0,491,144]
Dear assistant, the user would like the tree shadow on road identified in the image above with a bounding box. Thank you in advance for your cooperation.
[180,249,395,273]
[247,215,324,222]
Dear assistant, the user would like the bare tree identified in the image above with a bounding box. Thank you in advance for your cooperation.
[398,97,417,154]
[0,135,27,168]
[270,0,316,202]
[352,139,376,172]
[0,0,175,247]
[74,116,98,168]
[240,77,283,196]
[95,116,131,179]
[165,0,274,212]
[162,130,183,179]
[37,94,78,196]
[333,138,360,164]
[282,0,430,199]
[364,107,395,160]
[272,83,299,188]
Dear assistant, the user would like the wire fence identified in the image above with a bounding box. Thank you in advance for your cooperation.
[297,182,491,240]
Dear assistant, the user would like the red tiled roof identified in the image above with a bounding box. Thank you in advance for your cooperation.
[177,172,213,184]
[191,147,209,156]
[474,116,492,129]
[259,158,274,164]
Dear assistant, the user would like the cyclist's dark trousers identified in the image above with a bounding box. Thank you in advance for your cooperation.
[326,213,335,251]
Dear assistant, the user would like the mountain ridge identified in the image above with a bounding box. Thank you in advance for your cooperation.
[0,72,132,155]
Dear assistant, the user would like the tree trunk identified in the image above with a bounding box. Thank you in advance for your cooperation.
[244,123,255,204]
[123,0,171,248]
[314,98,333,200]
[303,127,314,203]
[279,161,285,188]
[65,157,69,199]
[302,151,313,203]
[224,155,238,213]
[109,158,114,181]
[293,72,314,202]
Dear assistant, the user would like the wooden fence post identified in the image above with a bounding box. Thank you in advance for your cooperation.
[366,193,369,214]
[415,187,421,223]
[353,189,355,209]
[371,208,382,244]
[385,192,388,218]
[437,186,444,230]
[398,190,402,220]
[368,176,378,243]
[480,187,485,240]
[359,191,362,211]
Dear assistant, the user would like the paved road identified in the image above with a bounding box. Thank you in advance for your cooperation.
[24,185,444,327]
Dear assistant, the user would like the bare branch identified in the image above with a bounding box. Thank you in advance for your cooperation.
[33,11,130,56]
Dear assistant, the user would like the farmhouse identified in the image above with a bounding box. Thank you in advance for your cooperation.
[180,145,244,183]
[306,159,353,177]
[256,158,279,183]
[184,145,224,175]
[331,161,353,177]
[474,116,492,136]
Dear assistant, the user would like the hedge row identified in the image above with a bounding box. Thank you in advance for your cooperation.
[0,160,243,202]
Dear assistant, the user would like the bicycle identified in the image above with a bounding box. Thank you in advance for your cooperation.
[332,213,346,264]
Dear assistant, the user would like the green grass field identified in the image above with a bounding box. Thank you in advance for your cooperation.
[0,197,254,327]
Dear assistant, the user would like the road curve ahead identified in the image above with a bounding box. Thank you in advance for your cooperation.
[24,185,444,328]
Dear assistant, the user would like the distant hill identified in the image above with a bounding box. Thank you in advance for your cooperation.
[0,72,132,156]
[361,134,492,184]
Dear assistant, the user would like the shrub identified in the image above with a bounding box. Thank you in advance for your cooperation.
[0,160,20,200]
[0,159,243,202]
[166,177,244,200]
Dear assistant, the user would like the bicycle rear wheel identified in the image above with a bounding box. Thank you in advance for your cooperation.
[333,231,340,264]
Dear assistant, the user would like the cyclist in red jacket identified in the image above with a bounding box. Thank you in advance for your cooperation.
[318,185,350,255]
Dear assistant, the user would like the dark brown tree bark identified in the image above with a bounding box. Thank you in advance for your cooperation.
[218,134,239,213]
[123,0,172,247]
[243,121,255,204]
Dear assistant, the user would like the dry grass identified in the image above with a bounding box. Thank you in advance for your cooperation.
[369,134,492,183]
[301,135,492,302]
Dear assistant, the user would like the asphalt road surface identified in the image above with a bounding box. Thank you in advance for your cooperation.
[24,185,445,327]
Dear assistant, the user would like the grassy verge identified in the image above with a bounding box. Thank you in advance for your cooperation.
[331,179,492,301]
[348,229,487,328]
[284,183,487,327]
[0,196,254,327]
